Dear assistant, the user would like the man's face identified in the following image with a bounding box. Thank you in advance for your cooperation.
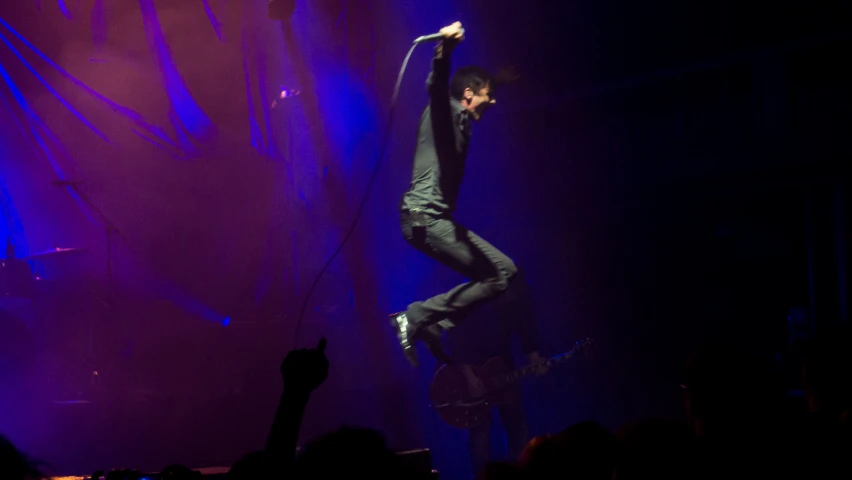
[463,84,495,121]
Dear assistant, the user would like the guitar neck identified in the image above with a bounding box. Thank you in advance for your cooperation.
[491,350,577,389]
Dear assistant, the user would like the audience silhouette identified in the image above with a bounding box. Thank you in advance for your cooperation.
[4,329,852,479]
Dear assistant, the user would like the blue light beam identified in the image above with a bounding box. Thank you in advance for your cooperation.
[0,31,111,143]
[0,17,179,149]
[138,0,214,148]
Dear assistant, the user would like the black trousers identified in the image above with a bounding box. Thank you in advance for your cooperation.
[400,211,518,329]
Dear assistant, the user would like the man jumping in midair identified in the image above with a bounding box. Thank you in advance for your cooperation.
[391,21,521,367]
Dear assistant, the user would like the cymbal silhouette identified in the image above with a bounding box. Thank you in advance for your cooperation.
[20,247,87,261]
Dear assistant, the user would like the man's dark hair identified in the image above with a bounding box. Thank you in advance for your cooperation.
[450,66,493,100]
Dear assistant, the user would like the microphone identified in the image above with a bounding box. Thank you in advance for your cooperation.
[413,28,464,44]
[52,180,83,187]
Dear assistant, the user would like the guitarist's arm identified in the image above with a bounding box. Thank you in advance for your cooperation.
[510,272,548,375]
[459,364,486,398]
[527,351,548,376]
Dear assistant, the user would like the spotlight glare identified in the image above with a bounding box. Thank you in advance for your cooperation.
[279,88,301,98]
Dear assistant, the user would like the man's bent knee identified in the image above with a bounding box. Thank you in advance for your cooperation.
[502,260,519,280]
[486,275,512,296]
[480,261,518,297]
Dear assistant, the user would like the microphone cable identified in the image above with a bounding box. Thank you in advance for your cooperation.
[291,42,420,347]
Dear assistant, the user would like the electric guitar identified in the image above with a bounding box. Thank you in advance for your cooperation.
[429,338,594,429]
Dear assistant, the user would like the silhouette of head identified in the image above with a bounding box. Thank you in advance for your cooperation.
[681,342,782,437]
[803,326,852,418]
[292,427,413,479]
[614,419,698,480]
[0,435,47,480]
[519,422,616,480]
[228,451,268,480]
[476,461,517,480]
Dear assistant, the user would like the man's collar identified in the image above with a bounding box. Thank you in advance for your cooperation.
[450,98,467,115]
[450,98,471,135]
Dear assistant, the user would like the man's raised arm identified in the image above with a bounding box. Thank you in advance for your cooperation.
[426,21,465,100]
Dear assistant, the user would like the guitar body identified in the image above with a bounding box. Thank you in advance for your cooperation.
[430,357,522,430]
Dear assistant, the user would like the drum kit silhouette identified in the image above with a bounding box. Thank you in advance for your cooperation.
[1,242,89,305]
[0,241,100,402]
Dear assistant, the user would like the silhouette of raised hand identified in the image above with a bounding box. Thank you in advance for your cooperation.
[265,337,330,468]
[280,337,329,394]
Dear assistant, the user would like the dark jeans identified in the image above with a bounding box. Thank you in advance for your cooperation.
[400,211,518,329]
[468,396,529,476]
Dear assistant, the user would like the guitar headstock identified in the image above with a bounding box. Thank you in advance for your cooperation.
[545,338,596,367]
[571,337,595,357]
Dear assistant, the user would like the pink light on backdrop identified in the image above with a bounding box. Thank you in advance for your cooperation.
[0,0,395,337]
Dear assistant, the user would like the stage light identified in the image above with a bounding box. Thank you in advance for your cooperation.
[221,317,231,326]
[270,87,301,109]
[278,87,301,98]
[268,0,296,20]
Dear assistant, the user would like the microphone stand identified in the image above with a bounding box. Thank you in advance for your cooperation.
[66,183,127,395]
